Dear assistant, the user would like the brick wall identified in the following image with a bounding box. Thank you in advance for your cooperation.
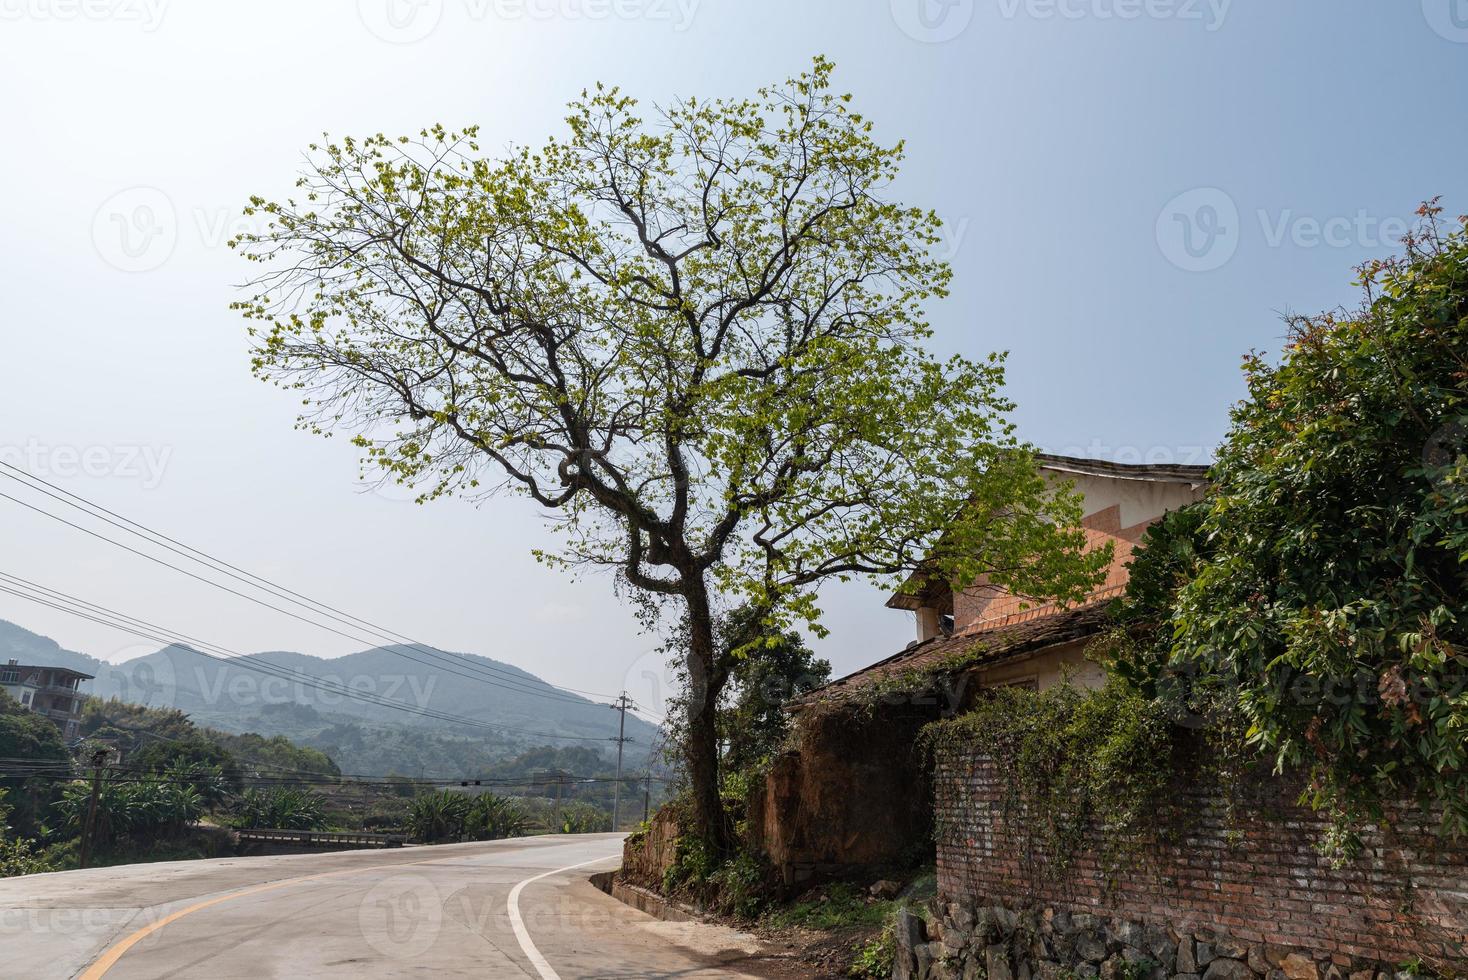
[932,736,1468,972]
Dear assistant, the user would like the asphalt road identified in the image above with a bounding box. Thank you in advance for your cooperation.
[0,834,768,979]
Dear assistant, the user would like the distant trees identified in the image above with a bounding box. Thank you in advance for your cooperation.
[0,689,69,838]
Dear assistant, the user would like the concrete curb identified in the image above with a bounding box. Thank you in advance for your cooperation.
[590,869,699,923]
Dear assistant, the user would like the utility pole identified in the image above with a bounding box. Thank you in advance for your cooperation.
[78,745,110,869]
[642,771,651,824]
[608,692,633,832]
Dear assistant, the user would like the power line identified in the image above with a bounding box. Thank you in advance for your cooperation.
[0,576,619,743]
[0,465,616,705]
[0,486,594,708]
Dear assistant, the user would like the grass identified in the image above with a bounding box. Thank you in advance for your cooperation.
[760,883,894,931]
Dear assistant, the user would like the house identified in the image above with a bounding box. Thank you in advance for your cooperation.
[0,659,94,740]
[745,453,1209,884]
[820,453,1208,699]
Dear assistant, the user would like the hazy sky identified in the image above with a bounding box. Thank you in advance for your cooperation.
[2,1,1465,718]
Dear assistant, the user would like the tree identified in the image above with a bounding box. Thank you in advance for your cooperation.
[1122,204,1468,853]
[233,58,1108,848]
[718,605,829,777]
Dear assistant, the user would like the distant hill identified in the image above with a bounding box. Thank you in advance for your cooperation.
[0,620,658,775]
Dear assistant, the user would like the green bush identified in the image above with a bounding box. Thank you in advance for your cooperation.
[52,775,205,848]
[0,835,55,878]
[1110,204,1468,854]
[232,787,327,831]
[706,851,769,919]
[407,790,529,843]
[557,801,610,835]
[762,882,892,930]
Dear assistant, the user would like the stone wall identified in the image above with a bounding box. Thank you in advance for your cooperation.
[620,805,681,888]
[929,737,1468,974]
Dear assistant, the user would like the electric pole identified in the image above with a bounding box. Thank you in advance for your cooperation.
[643,770,651,824]
[609,692,633,832]
[78,745,110,869]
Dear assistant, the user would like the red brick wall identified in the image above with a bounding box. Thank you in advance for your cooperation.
[933,738,1468,969]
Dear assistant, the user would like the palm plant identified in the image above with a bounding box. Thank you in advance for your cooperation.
[407,791,471,843]
[232,787,327,830]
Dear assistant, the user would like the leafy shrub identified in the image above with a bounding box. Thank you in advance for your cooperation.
[231,787,327,831]
[557,801,610,835]
[407,790,528,843]
[0,835,55,878]
[467,793,528,840]
[706,851,769,919]
[53,775,205,847]
[407,791,469,843]
[1110,204,1468,854]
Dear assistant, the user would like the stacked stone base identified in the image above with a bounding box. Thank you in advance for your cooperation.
[894,901,1414,980]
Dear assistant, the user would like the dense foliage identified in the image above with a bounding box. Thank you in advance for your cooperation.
[0,689,69,837]
[1113,205,1468,851]
[54,773,206,848]
[661,603,832,790]
[406,790,529,843]
[231,787,328,830]
[717,605,831,777]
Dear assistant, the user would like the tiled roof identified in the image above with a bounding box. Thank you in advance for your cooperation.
[1033,453,1211,484]
[793,601,1115,707]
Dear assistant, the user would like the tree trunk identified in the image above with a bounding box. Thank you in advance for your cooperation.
[681,579,730,854]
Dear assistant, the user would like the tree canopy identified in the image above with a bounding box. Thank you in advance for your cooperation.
[233,57,1108,844]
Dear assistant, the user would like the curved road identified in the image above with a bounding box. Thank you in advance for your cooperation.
[0,834,767,979]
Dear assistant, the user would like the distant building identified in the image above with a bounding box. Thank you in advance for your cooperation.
[0,659,93,740]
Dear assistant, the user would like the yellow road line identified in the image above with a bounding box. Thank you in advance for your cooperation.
[78,855,443,979]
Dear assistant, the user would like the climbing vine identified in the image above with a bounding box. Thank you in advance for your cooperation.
[922,679,1188,876]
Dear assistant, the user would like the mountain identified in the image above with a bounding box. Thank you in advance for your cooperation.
[0,620,658,774]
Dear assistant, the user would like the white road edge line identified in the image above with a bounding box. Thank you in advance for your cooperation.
[507,852,619,980]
